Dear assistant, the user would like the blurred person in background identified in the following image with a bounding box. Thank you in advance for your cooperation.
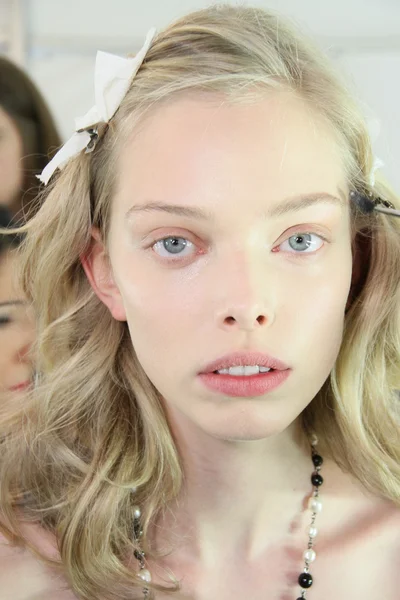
[0,206,35,404]
[0,56,61,221]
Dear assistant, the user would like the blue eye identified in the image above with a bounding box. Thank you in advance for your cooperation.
[279,233,324,254]
[152,236,195,258]
[150,231,326,263]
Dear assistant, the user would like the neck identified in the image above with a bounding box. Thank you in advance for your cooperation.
[154,411,319,564]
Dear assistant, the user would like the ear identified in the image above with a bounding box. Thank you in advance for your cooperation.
[81,227,127,322]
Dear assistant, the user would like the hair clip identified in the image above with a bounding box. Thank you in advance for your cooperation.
[350,191,400,218]
[82,128,99,154]
[37,27,156,185]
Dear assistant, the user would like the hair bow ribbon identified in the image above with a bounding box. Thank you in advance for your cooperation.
[38,27,156,185]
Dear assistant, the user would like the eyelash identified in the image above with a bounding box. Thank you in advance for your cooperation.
[149,230,329,263]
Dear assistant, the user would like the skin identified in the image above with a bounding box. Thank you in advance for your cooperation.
[89,93,353,439]
[86,92,353,447]
[0,250,35,402]
[0,106,23,213]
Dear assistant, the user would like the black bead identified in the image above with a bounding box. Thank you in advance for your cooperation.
[298,572,313,588]
[311,472,324,486]
[312,453,323,467]
[133,521,143,539]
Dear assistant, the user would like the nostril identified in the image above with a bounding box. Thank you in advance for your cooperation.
[225,316,236,324]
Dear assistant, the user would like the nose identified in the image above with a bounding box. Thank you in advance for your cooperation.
[215,250,276,333]
[222,310,268,331]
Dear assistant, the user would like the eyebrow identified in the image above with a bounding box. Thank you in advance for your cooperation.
[0,300,25,308]
[126,192,347,222]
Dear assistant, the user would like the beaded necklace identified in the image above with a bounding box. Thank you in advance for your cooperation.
[132,433,324,599]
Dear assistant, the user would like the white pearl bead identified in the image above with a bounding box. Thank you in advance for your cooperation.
[308,526,318,538]
[133,506,141,519]
[303,549,316,562]
[131,486,137,494]
[139,568,152,583]
[308,497,322,513]
[310,433,319,446]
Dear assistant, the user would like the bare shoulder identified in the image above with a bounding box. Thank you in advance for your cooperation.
[322,491,400,600]
[366,500,400,599]
[0,532,76,600]
[384,502,400,570]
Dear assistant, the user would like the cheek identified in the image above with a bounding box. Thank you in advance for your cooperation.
[291,272,350,321]
[0,334,15,381]
[301,282,347,346]
[119,260,202,340]
[112,252,208,394]
[281,255,352,368]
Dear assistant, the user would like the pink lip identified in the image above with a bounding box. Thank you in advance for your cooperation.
[199,350,290,374]
[9,381,31,392]
[198,369,290,397]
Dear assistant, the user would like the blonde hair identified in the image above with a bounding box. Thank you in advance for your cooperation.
[1,4,399,599]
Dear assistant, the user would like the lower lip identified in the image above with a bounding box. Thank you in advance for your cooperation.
[9,381,31,392]
[198,369,291,397]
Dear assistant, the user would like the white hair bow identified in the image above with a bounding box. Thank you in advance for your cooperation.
[38,27,156,185]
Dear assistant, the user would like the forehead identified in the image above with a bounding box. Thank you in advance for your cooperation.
[115,92,346,211]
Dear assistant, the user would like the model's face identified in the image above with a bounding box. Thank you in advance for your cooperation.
[0,106,23,211]
[91,93,353,441]
[0,251,35,402]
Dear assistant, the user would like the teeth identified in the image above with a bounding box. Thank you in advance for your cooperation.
[215,365,272,376]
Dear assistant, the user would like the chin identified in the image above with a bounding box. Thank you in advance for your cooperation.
[214,431,280,443]
[197,409,293,442]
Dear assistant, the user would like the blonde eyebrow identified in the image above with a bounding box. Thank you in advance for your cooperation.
[0,300,26,308]
[127,201,214,221]
[126,192,346,221]
[265,192,347,218]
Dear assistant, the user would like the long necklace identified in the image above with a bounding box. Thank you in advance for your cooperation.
[132,433,324,599]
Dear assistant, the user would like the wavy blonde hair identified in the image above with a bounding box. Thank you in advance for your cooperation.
[1,4,400,599]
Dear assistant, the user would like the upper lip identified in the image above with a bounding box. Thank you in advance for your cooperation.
[199,351,290,373]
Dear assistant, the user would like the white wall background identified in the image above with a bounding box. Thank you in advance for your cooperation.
[8,0,400,191]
